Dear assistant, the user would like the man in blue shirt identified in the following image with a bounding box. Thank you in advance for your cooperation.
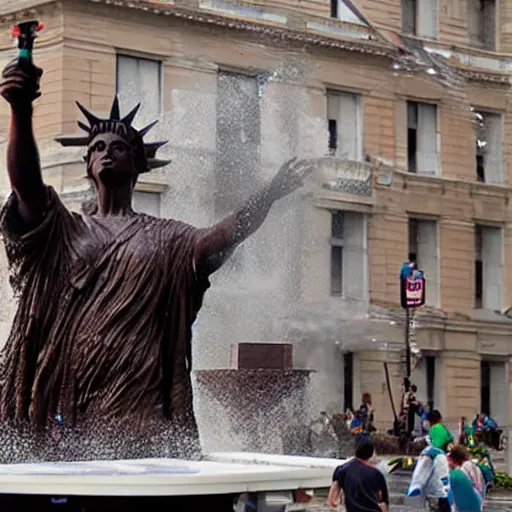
[328,435,389,512]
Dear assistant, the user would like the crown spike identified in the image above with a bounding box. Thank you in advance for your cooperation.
[77,121,91,133]
[54,134,90,147]
[144,140,168,159]
[146,157,172,171]
[121,103,141,126]
[75,101,100,127]
[110,96,121,120]
[139,120,159,138]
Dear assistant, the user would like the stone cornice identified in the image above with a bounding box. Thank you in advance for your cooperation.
[370,301,512,335]
[381,167,512,196]
[419,315,512,335]
[82,0,397,57]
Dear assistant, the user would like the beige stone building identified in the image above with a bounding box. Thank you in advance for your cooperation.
[0,0,511,454]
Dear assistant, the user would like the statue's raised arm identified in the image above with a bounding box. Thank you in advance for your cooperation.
[194,157,314,277]
[0,22,45,229]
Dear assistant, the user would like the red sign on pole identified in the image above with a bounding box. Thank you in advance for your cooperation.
[400,270,426,308]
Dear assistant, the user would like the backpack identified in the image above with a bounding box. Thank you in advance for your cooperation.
[477,461,495,486]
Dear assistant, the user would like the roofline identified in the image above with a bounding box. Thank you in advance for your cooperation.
[1,0,509,84]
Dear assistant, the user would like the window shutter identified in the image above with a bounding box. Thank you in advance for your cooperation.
[489,363,506,427]
[342,212,366,300]
[338,93,360,161]
[468,0,481,44]
[417,221,439,307]
[401,0,416,34]
[484,0,496,50]
[327,94,339,122]
[482,227,503,310]
[138,58,161,123]
[417,0,438,38]
[417,103,438,175]
[116,55,161,126]
[483,114,504,184]
[117,55,139,100]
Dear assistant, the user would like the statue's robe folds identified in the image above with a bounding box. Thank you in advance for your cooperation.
[0,187,211,462]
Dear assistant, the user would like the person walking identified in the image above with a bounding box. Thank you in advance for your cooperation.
[406,444,452,512]
[448,445,485,512]
[428,411,454,452]
[328,434,389,511]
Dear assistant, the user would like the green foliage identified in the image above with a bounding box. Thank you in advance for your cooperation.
[469,445,488,459]
[494,471,512,490]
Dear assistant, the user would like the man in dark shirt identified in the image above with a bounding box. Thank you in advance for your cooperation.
[328,435,389,512]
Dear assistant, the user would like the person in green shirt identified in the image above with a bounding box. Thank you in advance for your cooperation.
[428,410,454,452]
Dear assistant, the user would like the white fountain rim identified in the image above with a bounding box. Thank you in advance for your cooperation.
[0,453,347,496]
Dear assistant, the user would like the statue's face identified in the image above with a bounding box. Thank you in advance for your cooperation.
[87,132,137,189]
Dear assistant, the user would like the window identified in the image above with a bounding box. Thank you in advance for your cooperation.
[413,355,436,413]
[408,219,439,306]
[330,0,365,23]
[408,218,418,262]
[468,0,496,50]
[407,102,439,175]
[327,91,362,161]
[426,355,436,412]
[475,225,503,310]
[402,0,437,38]
[116,55,161,125]
[133,191,161,217]
[480,360,506,426]
[331,211,344,296]
[331,0,338,17]
[481,360,490,416]
[330,211,367,300]
[475,225,483,308]
[475,110,504,184]
[343,352,354,412]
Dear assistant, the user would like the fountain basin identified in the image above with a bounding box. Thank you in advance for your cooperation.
[0,452,344,511]
[0,453,341,495]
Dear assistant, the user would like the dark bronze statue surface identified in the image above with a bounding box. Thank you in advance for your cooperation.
[0,49,313,461]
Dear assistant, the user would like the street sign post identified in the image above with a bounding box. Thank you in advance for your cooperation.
[400,265,425,378]
[398,262,426,437]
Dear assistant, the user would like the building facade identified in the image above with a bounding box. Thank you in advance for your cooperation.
[0,0,511,454]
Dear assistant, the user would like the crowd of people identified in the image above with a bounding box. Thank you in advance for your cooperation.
[405,410,496,512]
[330,388,501,512]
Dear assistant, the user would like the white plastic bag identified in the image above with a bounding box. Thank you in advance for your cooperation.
[407,447,450,498]
[423,452,450,498]
[407,454,432,497]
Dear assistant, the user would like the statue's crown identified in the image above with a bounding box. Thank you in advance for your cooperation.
[55,96,170,172]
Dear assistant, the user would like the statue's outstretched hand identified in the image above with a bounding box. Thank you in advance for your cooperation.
[0,60,43,108]
[268,157,315,202]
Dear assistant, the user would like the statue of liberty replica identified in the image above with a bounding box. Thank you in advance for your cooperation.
[0,22,313,462]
